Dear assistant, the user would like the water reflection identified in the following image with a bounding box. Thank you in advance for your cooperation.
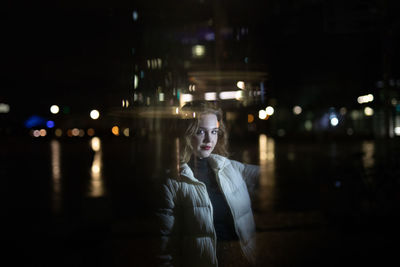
[50,139,62,213]
[361,140,375,192]
[88,137,106,197]
[258,134,276,211]
[175,137,180,175]
[362,140,375,170]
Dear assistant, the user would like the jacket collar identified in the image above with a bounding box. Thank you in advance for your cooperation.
[179,154,228,182]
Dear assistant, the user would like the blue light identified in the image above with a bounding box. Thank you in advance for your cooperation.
[132,11,138,21]
[46,120,55,128]
[204,32,215,41]
[24,115,46,128]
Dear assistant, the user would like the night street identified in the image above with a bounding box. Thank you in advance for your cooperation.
[2,135,399,266]
[2,1,400,266]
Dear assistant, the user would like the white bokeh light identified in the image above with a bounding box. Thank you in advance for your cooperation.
[90,109,100,120]
[293,106,302,115]
[259,109,267,120]
[265,106,274,116]
[236,81,245,89]
[330,117,339,126]
[364,107,374,116]
[50,105,60,114]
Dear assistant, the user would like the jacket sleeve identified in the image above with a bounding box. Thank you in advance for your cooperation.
[155,179,181,267]
[231,160,260,195]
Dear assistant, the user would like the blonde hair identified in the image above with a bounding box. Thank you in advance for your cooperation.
[179,101,229,163]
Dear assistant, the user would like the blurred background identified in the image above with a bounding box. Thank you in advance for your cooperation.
[1,0,400,266]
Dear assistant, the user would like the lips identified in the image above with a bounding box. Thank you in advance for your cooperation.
[201,145,212,150]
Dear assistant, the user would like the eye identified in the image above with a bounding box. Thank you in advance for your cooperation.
[211,129,219,135]
[196,129,205,135]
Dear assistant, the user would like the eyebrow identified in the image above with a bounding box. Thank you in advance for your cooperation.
[198,127,219,130]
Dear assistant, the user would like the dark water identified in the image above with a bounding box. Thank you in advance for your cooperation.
[2,135,400,266]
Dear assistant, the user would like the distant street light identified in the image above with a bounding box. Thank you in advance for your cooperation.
[90,109,100,120]
[50,105,59,114]
[192,45,205,58]
[258,109,267,120]
[364,107,374,116]
[330,117,339,126]
[0,103,10,113]
[265,106,274,116]
[293,106,302,115]
[357,94,374,104]
[236,81,245,90]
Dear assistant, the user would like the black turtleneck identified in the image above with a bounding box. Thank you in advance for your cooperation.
[188,156,238,241]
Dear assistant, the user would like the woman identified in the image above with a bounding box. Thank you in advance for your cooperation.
[157,101,259,266]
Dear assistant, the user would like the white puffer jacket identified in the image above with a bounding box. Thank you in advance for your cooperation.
[157,154,259,267]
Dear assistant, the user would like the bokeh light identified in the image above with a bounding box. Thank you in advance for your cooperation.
[90,110,100,120]
[259,109,267,120]
[364,107,374,116]
[123,128,130,137]
[112,126,120,136]
[91,137,101,152]
[293,106,302,115]
[72,128,80,136]
[248,114,254,123]
[32,130,40,137]
[132,11,138,21]
[0,103,10,113]
[357,94,374,104]
[50,105,60,114]
[87,128,95,136]
[236,81,245,89]
[192,45,205,57]
[304,120,313,131]
[395,127,400,136]
[330,117,339,126]
[55,128,62,137]
[46,120,55,128]
[265,106,274,116]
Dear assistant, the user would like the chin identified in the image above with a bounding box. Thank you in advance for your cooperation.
[197,151,211,159]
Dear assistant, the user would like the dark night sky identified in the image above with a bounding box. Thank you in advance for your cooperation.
[1,1,399,115]
[1,7,135,118]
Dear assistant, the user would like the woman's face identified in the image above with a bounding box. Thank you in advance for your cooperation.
[191,113,219,159]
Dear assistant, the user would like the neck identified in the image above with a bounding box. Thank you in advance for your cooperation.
[189,156,208,168]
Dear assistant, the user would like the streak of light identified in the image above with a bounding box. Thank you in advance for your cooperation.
[258,134,276,211]
[88,137,105,198]
[50,139,62,214]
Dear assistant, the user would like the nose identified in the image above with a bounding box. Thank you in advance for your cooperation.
[203,132,210,143]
